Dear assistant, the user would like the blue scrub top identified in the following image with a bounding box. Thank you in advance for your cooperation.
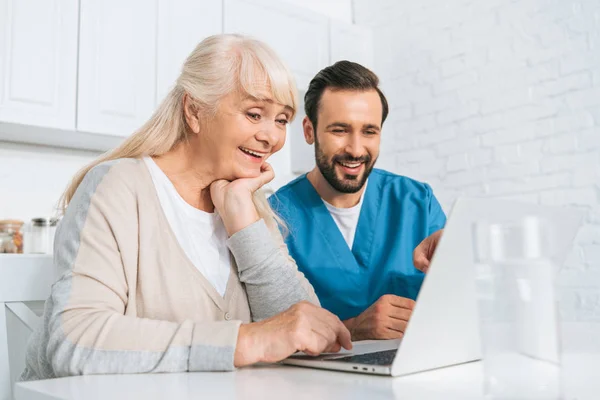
[269,169,446,321]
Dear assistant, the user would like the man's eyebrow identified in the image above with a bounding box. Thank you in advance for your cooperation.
[325,122,351,129]
[363,124,381,131]
[324,122,381,130]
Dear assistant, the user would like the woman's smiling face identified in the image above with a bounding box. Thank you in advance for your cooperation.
[187,88,293,181]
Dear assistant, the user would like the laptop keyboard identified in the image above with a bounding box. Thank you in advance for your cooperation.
[325,349,397,366]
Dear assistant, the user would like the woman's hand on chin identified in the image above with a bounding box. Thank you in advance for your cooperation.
[210,163,275,236]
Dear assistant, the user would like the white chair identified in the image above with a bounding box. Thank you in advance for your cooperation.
[0,255,56,400]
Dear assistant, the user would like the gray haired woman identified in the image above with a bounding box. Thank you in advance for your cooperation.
[21,34,351,381]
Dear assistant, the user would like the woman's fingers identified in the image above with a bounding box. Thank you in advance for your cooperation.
[258,162,275,187]
[330,318,352,350]
[233,162,275,194]
[324,342,342,354]
[293,305,352,355]
[306,311,339,349]
[312,308,353,351]
[302,331,330,356]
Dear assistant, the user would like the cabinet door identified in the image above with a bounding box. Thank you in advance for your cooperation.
[77,0,157,137]
[330,20,374,69]
[156,0,222,104]
[0,0,78,130]
[223,0,329,91]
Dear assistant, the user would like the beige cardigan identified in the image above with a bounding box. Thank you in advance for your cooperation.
[21,158,318,380]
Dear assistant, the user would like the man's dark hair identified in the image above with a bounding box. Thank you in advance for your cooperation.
[304,60,389,130]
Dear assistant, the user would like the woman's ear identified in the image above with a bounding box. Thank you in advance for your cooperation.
[303,116,315,145]
[183,93,201,134]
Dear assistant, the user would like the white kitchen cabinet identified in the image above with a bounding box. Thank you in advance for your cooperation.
[0,0,374,158]
[330,20,374,69]
[77,0,158,137]
[156,0,223,104]
[0,0,78,130]
[223,0,329,91]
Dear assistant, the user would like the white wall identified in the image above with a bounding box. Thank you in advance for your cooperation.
[0,142,97,221]
[355,0,600,323]
[281,0,353,23]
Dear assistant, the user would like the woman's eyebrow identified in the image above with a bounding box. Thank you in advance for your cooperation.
[243,94,271,103]
[244,95,293,115]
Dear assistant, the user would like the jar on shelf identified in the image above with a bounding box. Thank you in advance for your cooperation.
[0,220,24,253]
[28,217,59,254]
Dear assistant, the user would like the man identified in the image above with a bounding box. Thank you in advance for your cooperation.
[269,61,445,341]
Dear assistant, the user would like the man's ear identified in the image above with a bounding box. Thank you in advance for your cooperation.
[183,93,201,134]
[303,116,315,145]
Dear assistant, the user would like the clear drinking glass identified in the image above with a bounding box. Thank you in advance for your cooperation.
[473,216,562,400]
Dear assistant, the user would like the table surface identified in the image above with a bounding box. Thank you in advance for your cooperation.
[14,354,599,400]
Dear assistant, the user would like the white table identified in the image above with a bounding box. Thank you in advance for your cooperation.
[14,355,599,400]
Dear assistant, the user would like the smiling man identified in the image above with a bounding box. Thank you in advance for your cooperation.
[269,61,446,341]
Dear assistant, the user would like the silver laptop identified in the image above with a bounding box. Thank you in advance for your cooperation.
[282,197,584,376]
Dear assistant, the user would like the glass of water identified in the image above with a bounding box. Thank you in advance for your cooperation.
[473,216,562,400]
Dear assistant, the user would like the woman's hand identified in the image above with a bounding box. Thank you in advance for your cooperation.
[210,163,275,236]
[233,301,353,367]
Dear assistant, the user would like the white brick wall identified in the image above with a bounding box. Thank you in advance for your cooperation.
[355,0,600,322]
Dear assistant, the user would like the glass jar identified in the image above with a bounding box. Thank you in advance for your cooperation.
[0,220,24,253]
[28,217,59,254]
[473,216,561,400]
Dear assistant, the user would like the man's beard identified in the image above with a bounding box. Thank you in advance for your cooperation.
[314,138,375,194]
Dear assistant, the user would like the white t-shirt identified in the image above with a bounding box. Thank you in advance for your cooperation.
[322,182,368,249]
[143,157,231,297]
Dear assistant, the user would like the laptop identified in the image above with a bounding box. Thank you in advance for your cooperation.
[282,197,584,376]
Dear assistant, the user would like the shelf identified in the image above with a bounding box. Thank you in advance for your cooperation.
[0,121,124,152]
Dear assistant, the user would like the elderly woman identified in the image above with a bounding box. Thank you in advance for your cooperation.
[21,34,351,380]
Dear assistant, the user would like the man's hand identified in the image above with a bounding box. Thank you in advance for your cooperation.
[343,295,415,341]
[413,229,444,273]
